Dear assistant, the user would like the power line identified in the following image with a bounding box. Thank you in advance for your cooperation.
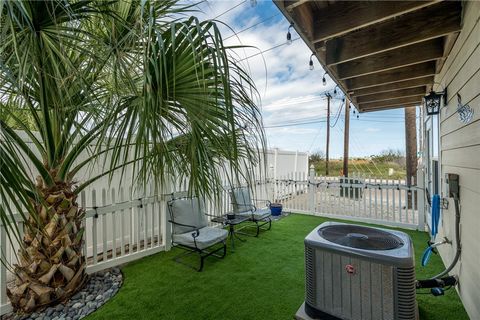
[354,118,406,123]
[335,122,375,175]
[330,99,344,128]
[238,37,301,62]
[263,113,406,129]
[264,96,328,109]
[264,118,327,128]
[308,126,323,152]
[264,93,344,109]
[332,124,365,174]
[224,13,281,40]
[341,117,384,176]
[213,0,247,20]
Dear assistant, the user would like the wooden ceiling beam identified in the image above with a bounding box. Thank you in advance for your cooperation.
[311,1,439,42]
[436,32,461,74]
[284,0,310,12]
[325,1,462,66]
[359,103,419,113]
[336,39,444,80]
[289,2,315,40]
[351,76,434,97]
[346,62,436,91]
[356,87,426,104]
[359,96,423,110]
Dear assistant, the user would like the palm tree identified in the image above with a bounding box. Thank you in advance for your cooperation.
[0,0,264,312]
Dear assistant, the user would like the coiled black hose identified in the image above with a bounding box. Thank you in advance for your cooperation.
[430,194,461,279]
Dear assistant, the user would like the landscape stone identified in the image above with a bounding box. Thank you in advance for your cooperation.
[5,267,122,320]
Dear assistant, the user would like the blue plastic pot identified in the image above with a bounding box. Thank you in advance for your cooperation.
[270,203,282,216]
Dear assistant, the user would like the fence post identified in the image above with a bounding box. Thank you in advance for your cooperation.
[269,164,276,202]
[162,179,172,251]
[294,150,298,173]
[417,168,426,231]
[273,148,278,202]
[308,165,315,213]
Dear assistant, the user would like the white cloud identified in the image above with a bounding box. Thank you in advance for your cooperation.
[188,1,404,156]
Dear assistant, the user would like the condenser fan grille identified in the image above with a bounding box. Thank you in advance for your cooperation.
[318,225,404,250]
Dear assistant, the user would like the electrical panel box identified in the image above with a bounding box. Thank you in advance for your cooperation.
[445,173,460,198]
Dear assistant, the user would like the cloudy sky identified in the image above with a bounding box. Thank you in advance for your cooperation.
[193,0,408,157]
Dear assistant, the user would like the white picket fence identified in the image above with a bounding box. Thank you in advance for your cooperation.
[0,165,425,315]
[0,177,272,314]
[276,167,426,230]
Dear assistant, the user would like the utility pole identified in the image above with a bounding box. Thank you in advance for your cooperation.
[325,93,331,176]
[343,97,350,177]
[405,106,417,208]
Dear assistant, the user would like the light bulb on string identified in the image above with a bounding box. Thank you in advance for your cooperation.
[309,53,315,71]
[286,23,294,45]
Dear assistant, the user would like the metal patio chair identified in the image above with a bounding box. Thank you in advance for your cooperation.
[168,193,227,271]
[230,186,272,237]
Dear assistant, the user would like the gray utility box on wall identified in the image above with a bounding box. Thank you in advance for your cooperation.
[303,222,417,320]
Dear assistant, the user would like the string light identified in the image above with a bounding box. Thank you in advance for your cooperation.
[333,85,339,95]
[286,22,294,45]
[322,71,328,86]
[309,53,315,70]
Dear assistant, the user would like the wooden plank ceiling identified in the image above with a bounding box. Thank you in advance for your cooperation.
[273,0,463,112]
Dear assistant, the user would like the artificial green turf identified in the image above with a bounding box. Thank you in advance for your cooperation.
[87,214,468,320]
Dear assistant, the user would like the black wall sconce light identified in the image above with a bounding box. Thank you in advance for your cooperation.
[424,87,447,115]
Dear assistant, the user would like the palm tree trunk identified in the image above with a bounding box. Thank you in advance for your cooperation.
[7,178,86,312]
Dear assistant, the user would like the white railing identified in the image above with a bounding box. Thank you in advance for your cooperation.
[275,167,425,230]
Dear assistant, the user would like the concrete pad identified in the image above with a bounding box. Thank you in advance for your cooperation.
[294,302,317,320]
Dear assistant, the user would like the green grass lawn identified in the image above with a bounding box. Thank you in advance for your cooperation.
[87,214,467,320]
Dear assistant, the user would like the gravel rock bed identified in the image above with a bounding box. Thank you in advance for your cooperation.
[7,267,123,320]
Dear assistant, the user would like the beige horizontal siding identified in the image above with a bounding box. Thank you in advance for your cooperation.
[442,145,480,169]
[435,2,480,319]
[441,94,480,137]
[441,120,480,151]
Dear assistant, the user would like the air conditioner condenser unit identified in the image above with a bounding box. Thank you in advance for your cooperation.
[300,221,417,320]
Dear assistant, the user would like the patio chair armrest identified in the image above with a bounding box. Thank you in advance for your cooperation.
[204,212,218,218]
[253,199,271,207]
